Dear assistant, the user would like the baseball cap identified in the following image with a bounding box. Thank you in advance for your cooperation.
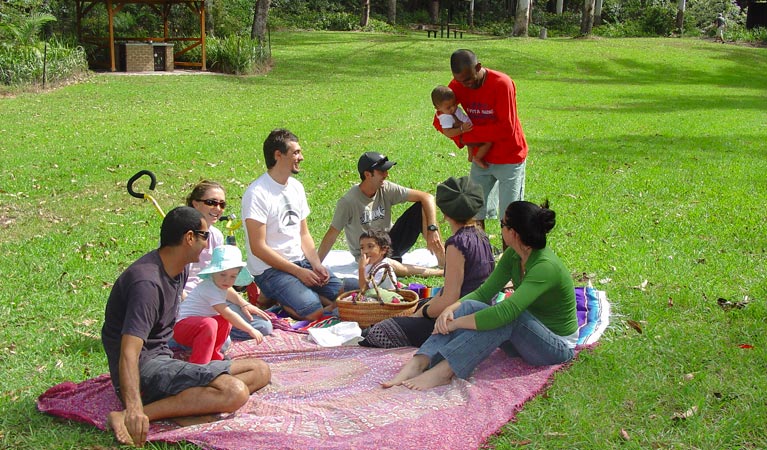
[357,152,396,177]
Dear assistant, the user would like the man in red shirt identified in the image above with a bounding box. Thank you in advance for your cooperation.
[437,49,528,231]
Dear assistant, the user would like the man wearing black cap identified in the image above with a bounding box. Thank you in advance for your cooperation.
[318,151,445,274]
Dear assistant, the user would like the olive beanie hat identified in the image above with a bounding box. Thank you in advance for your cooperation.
[435,176,484,222]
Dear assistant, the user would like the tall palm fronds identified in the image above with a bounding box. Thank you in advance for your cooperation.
[0,12,57,46]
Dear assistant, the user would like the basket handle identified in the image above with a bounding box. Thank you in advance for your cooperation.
[366,262,398,305]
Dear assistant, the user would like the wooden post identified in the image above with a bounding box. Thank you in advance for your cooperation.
[108,0,116,71]
[200,1,206,70]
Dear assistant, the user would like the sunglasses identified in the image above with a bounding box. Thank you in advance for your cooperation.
[368,156,389,172]
[500,220,512,230]
[200,199,226,209]
[193,230,210,240]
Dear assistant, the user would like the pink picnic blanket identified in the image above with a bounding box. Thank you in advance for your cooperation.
[37,287,609,450]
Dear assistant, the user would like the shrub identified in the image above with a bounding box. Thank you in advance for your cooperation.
[533,11,581,36]
[481,20,514,36]
[726,24,767,44]
[640,4,676,35]
[593,19,647,37]
[0,39,87,86]
[320,12,358,31]
[361,17,397,33]
[206,35,270,75]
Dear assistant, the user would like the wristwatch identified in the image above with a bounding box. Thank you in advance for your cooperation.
[427,224,438,232]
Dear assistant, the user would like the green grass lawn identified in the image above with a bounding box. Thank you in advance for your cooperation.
[1,32,766,449]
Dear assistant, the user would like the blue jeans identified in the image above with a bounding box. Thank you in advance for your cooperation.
[470,160,526,220]
[416,300,573,379]
[254,259,342,318]
[226,301,274,340]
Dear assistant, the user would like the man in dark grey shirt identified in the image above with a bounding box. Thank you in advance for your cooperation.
[102,206,270,447]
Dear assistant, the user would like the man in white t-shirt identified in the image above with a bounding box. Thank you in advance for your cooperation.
[242,128,342,321]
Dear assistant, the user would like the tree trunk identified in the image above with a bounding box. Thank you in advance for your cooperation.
[676,0,686,32]
[206,0,215,37]
[580,0,595,35]
[360,0,370,26]
[469,0,475,27]
[429,0,439,24]
[556,0,563,14]
[387,0,396,24]
[594,0,603,25]
[251,0,271,42]
[512,0,530,36]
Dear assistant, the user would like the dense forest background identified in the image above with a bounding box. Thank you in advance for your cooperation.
[1,0,764,84]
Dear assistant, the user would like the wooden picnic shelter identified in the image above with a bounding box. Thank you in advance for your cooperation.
[75,0,207,72]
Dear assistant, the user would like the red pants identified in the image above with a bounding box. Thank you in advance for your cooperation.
[173,315,232,364]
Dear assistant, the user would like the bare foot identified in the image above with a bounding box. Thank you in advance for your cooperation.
[402,360,454,391]
[381,355,429,388]
[172,414,222,427]
[106,411,134,446]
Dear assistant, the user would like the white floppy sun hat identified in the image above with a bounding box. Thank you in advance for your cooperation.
[198,245,254,286]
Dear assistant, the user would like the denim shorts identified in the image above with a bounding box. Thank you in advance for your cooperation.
[121,355,231,404]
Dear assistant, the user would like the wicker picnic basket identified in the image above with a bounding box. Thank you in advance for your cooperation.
[336,263,419,328]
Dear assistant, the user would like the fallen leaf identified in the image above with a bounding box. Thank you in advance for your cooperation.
[55,360,64,369]
[75,329,99,339]
[739,344,754,349]
[620,429,630,441]
[667,297,673,307]
[671,406,698,421]
[633,279,649,291]
[626,320,643,334]
[683,373,694,381]
[717,297,749,311]
[509,440,531,445]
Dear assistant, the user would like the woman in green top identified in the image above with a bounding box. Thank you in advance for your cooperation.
[383,200,577,390]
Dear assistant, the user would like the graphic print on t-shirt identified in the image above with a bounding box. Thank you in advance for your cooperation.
[279,193,301,227]
[360,205,385,226]
[464,101,495,123]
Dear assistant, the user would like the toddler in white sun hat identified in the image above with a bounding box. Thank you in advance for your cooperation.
[173,245,264,363]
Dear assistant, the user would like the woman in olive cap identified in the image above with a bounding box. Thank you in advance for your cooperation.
[360,176,494,349]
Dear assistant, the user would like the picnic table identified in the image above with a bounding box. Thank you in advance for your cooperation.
[423,23,465,38]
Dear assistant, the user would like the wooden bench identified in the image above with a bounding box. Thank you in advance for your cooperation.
[425,27,439,38]
[446,23,464,38]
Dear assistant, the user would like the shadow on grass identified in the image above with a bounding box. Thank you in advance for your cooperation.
[545,92,767,114]
[534,133,767,160]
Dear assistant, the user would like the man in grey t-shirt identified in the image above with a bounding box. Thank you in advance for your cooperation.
[318,152,445,275]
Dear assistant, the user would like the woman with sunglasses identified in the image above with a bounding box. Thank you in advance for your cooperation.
[383,200,577,390]
[185,181,273,340]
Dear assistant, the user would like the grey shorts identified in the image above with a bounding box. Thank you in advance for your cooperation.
[119,355,231,404]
